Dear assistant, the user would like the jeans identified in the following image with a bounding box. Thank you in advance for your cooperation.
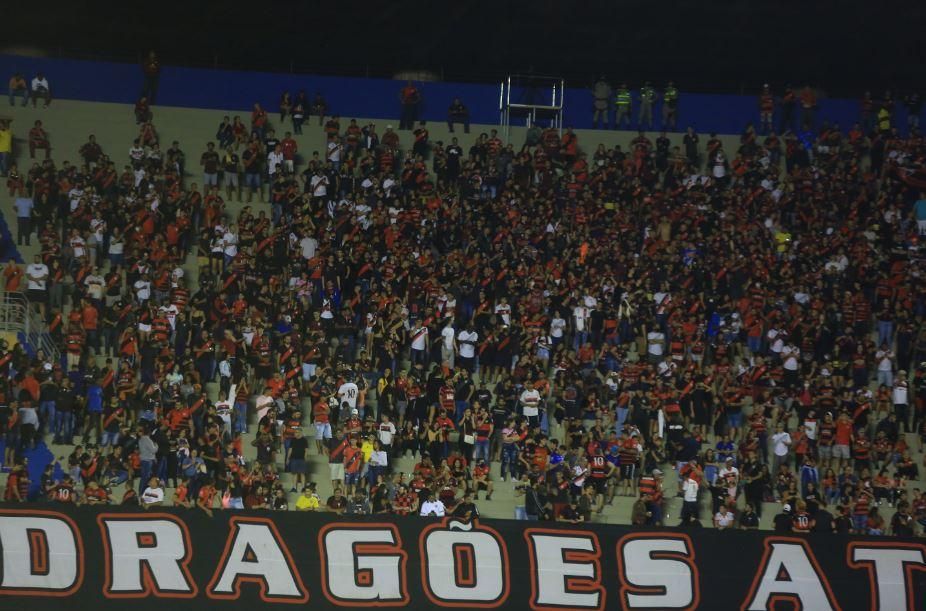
[877,370,893,388]
[0,152,7,175]
[615,407,628,436]
[877,321,893,347]
[8,87,28,106]
[139,459,154,493]
[54,412,74,443]
[234,401,248,434]
[39,401,56,436]
[101,431,120,447]
[501,444,518,480]
[474,439,490,462]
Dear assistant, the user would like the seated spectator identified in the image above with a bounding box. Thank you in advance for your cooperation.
[30,72,51,107]
[8,73,28,107]
[28,120,51,160]
[447,97,470,133]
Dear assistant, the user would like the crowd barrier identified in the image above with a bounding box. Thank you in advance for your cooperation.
[0,506,923,609]
[1,54,922,135]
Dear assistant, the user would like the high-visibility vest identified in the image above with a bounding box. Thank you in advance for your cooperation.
[877,108,891,131]
[616,89,631,107]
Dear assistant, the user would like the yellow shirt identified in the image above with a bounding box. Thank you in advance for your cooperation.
[295,494,319,511]
[360,440,374,462]
[0,128,12,154]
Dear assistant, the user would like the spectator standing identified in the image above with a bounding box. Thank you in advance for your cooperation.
[903,92,922,132]
[591,77,611,129]
[0,119,10,176]
[662,81,679,129]
[638,81,656,129]
[8,73,28,106]
[399,81,421,130]
[614,83,631,129]
[13,194,33,246]
[140,51,161,104]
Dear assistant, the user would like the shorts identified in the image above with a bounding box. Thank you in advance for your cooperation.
[727,412,743,428]
[818,445,832,460]
[344,472,360,486]
[590,477,607,493]
[245,173,261,188]
[27,288,47,303]
[302,363,317,381]
[223,172,239,187]
[288,459,306,474]
[620,464,636,480]
[315,422,332,440]
[329,463,345,481]
[138,323,152,333]
[833,444,850,459]
[204,172,218,186]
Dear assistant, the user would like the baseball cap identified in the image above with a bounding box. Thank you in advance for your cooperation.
[783,503,792,513]
[652,468,664,476]
[351,408,359,415]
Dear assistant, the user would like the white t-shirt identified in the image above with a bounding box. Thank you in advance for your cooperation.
[494,303,511,326]
[714,511,735,528]
[134,279,151,301]
[876,350,894,372]
[267,151,284,175]
[377,422,397,446]
[222,232,239,257]
[550,317,566,338]
[420,500,446,517]
[141,486,164,506]
[457,330,478,358]
[327,141,342,162]
[782,346,800,371]
[26,263,48,290]
[300,236,318,260]
[441,326,456,350]
[646,331,665,356]
[337,382,359,409]
[683,478,699,502]
[520,388,541,417]
[772,432,791,457]
[310,174,328,197]
[84,274,104,300]
[410,326,428,351]
[573,306,587,332]
[893,383,908,405]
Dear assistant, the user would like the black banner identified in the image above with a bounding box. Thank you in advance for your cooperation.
[0,506,924,610]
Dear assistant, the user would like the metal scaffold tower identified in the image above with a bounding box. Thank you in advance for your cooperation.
[499,74,565,141]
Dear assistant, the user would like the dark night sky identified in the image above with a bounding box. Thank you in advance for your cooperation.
[7,0,924,96]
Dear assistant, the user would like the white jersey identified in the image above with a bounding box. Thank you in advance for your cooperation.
[337,382,359,409]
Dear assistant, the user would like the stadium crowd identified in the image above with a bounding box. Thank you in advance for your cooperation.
[0,74,925,536]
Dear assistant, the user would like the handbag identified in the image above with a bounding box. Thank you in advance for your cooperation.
[463,434,475,445]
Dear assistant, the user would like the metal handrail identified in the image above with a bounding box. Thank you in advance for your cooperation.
[0,291,60,361]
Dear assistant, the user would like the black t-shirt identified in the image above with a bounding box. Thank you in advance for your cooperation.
[289,436,309,461]
[813,509,834,533]
[773,512,792,532]
[739,511,759,529]
[891,512,915,537]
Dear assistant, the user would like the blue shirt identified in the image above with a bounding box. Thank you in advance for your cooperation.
[915,199,926,221]
[86,385,104,412]
[14,197,33,219]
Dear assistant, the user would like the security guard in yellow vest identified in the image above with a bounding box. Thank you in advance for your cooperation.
[638,81,656,128]
[615,83,632,129]
[877,106,891,134]
[663,81,679,129]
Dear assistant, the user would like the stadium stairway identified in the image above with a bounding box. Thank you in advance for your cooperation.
[0,97,919,529]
